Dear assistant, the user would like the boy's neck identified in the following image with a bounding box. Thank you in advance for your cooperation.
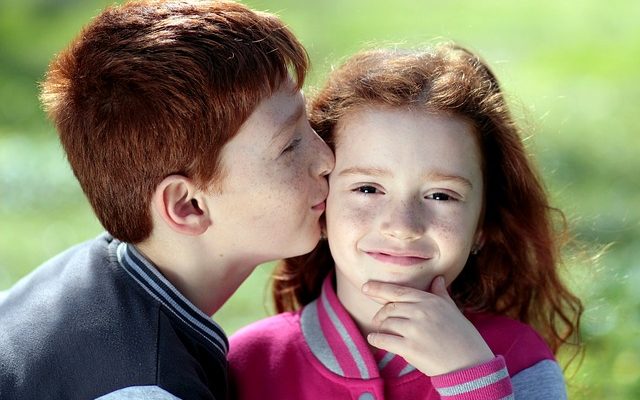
[135,233,256,317]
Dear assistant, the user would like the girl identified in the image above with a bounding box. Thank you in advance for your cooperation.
[228,43,583,399]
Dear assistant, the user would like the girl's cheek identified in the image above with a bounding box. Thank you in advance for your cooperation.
[327,197,378,236]
[341,201,378,225]
[431,218,456,240]
[431,214,478,250]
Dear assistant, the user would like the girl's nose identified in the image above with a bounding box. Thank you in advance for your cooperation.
[379,199,426,241]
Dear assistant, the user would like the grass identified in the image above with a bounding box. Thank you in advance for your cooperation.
[1,0,639,397]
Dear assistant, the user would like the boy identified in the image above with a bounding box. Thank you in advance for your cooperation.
[0,1,333,399]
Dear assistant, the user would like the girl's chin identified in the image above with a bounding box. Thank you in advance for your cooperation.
[363,272,434,292]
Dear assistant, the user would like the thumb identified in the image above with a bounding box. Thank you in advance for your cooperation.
[430,276,458,307]
[429,276,452,300]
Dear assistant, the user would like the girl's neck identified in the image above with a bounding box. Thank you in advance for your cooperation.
[334,274,383,338]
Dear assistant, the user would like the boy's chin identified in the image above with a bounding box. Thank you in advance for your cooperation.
[290,234,322,257]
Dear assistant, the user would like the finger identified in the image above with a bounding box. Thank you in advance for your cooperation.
[372,301,420,324]
[366,331,406,355]
[361,291,390,306]
[362,281,427,303]
[373,316,414,337]
[429,275,447,295]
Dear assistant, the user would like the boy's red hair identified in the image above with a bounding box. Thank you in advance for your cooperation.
[273,43,582,355]
[40,0,308,243]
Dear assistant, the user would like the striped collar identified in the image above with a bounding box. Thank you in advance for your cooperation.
[300,274,417,380]
[116,241,228,358]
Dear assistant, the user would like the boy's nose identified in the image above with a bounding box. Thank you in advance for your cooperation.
[311,129,335,177]
[379,199,425,241]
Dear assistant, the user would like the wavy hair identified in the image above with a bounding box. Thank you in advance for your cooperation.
[272,43,582,355]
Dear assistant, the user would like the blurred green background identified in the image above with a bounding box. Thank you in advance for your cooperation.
[1,0,638,397]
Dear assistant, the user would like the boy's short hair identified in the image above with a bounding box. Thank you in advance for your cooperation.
[40,0,308,243]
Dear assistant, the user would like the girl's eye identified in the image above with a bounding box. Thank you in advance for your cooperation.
[356,185,378,194]
[282,138,301,154]
[427,192,455,201]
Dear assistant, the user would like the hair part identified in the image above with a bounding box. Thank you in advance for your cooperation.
[272,43,583,356]
[40,0,308,243]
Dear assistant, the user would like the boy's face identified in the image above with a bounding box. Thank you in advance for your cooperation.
[325,106,484,308]
[205,80,334,265]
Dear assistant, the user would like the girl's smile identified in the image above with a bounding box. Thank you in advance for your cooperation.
[363,249,431,266]
[325,105,485,317]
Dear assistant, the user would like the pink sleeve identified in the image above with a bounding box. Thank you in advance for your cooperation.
[430,356,513,400]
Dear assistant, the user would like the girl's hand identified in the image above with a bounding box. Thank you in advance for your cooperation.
[362,276,494,376]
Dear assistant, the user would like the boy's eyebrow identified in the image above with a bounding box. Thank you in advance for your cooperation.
[271,100,304,141]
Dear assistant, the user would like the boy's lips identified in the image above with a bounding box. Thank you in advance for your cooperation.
[312,187,328,212]
[311,200,326,212]
[365,250,430,266]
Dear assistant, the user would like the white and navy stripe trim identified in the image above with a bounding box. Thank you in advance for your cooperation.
[116,242,228,358]
[301,273,417,380]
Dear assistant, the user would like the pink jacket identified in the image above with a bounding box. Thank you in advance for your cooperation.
[229,276,564,399]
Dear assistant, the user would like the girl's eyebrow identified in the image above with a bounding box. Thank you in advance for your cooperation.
[338,167,473,189]
[337,166,389,177]
[424,172,473,189]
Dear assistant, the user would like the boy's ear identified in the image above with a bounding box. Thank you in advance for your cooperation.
[152,175,211,235]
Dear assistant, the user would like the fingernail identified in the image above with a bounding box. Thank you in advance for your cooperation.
[362,283,370,293]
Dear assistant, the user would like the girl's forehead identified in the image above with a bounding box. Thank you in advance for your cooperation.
[334,106,475,145]
[331,106,482,179]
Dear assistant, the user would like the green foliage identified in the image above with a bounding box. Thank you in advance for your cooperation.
[1,0,638,396]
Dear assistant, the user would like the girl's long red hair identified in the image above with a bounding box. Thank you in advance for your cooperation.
[273,43,582,355]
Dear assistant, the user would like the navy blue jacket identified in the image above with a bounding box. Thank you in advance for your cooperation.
[0,234,228,399]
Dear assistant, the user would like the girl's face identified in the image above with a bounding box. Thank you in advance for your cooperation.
[326,106,484,308]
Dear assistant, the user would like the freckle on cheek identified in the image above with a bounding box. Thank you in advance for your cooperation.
[434,219,456,240]
[288,170,305,188]
[343,205,374,224]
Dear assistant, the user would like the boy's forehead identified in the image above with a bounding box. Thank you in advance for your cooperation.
[229,80,305,149]
[252,81,304,128]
